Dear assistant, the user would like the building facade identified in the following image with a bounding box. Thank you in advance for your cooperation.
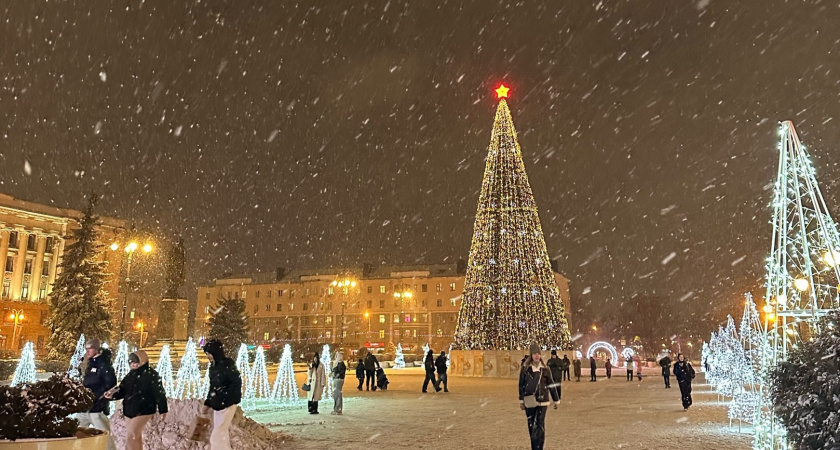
[196,263,573,355]
[0,194,127,353]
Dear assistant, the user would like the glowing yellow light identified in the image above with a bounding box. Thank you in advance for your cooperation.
[767,313,775,321]
[350,281,357,288]
[794,278,809,292]
[331,281,338,286]
[19,313,23,320]
[110,243,119,251]
[405,292,413,298]
[824,250,840,267]
[393,292,400,298]
[126,242,138,252]
[364,312,370,318]
[142,243,152,253]
[9,313,15,320]
[763,304,773,313]
[495,84,510,99]
[777,294,786,304]
[785,328,795,336]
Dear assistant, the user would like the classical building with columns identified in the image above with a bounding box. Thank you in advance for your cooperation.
[0,193,127,353]
[196,262,573,355]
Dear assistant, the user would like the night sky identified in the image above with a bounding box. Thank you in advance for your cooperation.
[2,1,840,335]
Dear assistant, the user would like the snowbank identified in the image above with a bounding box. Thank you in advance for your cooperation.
[110,399,291,449]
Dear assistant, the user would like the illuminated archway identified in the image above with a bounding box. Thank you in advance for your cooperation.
[621,347,635,360]
[586,341,618,362]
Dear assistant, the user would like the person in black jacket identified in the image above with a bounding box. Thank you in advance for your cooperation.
[355,358,365,391]
[434,351,449,393]
[331,352,346,415]
[519,344,560,450]
[363,351,380,391]
[79,338,117,450]
[422,349,441,393]
[546,351,563,388]
[589,356,597,382]
[673,353,695,410]
[561,355,571,381]
[105,350,167,450]
[202,339,242,450]
[659,355,672,389]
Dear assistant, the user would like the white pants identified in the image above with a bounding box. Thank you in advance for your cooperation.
[210,406,237,450]
[77,412,116,450]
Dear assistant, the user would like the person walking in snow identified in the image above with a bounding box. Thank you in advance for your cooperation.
[202,339,242,450]
[589,356,597,382]
[659,355,672,389]
[673,353,695,410]
[306,352,327,414]
[422,349,441,393]
[355,358,365,391]
[435,350,449,392]
[561,355,571,381]
[519,344,560,450]
[604,358,612,379]
[331,351,346,415]
[363,351,380,391]
[104,350,167,450]
[572,357,581,382]
[547,350,563,387]
[625,357,634,381]
[79,338,117,450]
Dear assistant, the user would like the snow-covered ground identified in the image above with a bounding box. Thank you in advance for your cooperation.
[249,367,752,449]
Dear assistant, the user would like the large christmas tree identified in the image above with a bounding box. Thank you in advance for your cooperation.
[455,85,571,350]
[47,195,113,361]
[208,296,249,352]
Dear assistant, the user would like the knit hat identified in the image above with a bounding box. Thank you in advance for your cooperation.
[86,338,101,351]
[551,349,557,356]
[529,343,541,356]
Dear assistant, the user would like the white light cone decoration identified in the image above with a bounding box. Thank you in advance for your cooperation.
[422,343,430,365]
[235,343,250,396]
[271,344,298,405]
[251,346,270,399]
[156,345,175,398]
[113,341,130,383]
[321,344,332,400]
[174,338,202,399]
[67,334,86,380]
[200,364,210,398]
[11,342,37,387]
[393,343,405,369]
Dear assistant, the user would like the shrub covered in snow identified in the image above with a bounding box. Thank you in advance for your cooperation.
[0,374,94,440]
[770,310,840,449]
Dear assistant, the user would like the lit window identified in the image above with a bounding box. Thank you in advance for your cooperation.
[328,287,334,295]
[204,306,210,313]
[451,298,457,306]
[263,332,270,340]
[436,283,442,292]
[255,291,260,298]
[450,282,456,291]
[305,288,310,296]
[265,304,271,311]
[325,331,332,339]
[290,303,294,311]
[379,315,386,324]
[326,316,332,324]
[394,315,399,323]
[380,285,386,294]
[413,329,417,337]
[379,330,385,339]
[130,310,135,319]
[437,329,443,337]
[267,290,272,298]
[405,314,411,323]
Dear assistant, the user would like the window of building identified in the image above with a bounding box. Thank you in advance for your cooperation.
[39,285,47,300]
[421,284,428,292]
[278,289,284,297]
[342,331,347,338]
[422,314,428,322]
[437,299,443,307]
[379,285,386,294]
[405,314,411,323]
[234,292,239,299]
[255,290,260,298]
[2,280,9,298]
[204,306,210,314]
[328,287,334,295]
[277,303,282,311]
[264,332,270,341]
[379,330,385,339]
[413,329,417,337]
[436,283,442,292]
[437,329,443,337]
[265,304,271,311]
[45,236,54,251]
[303,303,308,311]
[379,314,386,324]
[5,256,14,272]
[421,299,427,307]
[26,236,36,251]
[301,317,309,325]
[129,310,135,319]
[367,300,373,309]
[23,259,32,274]
[452,315,456,322]
[393,315,400,323]
[450,282,456,291]
[267,290,272,298]
[253,304,258,313]
[8,231,18,247]
[326,316,332,324]
[379,299,385,308]
[328,302,332,310]
[290,290,296,298]
[205,292,210,300]
[290,303,294,311]
[325,331,332,339]
[41,261,50,276]
[367,286,373,294]
[404,329,410,337]
[451,298,457,306]
[20,282,29,299]
[305,288,310,296]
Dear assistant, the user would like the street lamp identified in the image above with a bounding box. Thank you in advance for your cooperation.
[135,321,148,348]
[364,311,371,337]
[8,309,24,351]
[114,240,153,340]
[331,278,357,347]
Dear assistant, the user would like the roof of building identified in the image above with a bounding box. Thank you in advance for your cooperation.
[0,193,127,229]
[205,263,464,287]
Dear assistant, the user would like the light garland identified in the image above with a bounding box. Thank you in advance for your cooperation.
[393,343,406,369]
[235,343,250,397]
[321,344,332,400]
[454,92,572,351]
[67,334,86,380]
[586,341,618,363]
[271,344,299,405]
[156,345,175,398]
[113,341,130,383]
[243,346,270,410]
[11,342,37,387]
[174,338,202,399]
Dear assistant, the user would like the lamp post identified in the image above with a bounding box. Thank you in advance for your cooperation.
[114,240,153,340]
[8,309,24,351]
[330,278,357,347]
[393,287,413,344]
[364,311,370,338]
[135,321,148,348]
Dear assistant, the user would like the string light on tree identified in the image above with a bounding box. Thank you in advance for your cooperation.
[174,337,202,399]
[67,334,86,380]
[271,344,299,405]
[156,345,175,398]
[200,364,210,398]
[321,344,332,401]
[11,342,37,387]
[393,343,406,369]
[113,340,130,383]
[243,346,270,410]
[235,343,250,396]
[454,84,572,350]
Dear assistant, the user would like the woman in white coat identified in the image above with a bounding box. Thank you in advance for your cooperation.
[306,352,326,414]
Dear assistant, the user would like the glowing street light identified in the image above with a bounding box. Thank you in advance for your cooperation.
[823,250,840,267]
[142,243,152,253]
[110,243,119,251]
[793,278,809,292]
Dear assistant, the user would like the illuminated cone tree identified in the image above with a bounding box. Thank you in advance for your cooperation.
[454,85,571,350]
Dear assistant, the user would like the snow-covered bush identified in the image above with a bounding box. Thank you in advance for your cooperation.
[0,374,94,440]
[770,310,840,449]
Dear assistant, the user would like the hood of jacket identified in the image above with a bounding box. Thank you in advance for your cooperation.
[203,340,226,361]
[98,348,113,363]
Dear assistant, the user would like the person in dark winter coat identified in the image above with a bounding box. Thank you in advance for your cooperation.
[364,352,380,391]
[604,358,612,379]
[673,353,695,410]
[202,339,243,450]
[546,351,563,386]
[572,357,582,382]
[105,350,167,450]
[519,344,560,450]
[422,349,441,393]
[561,355,571,381]
[435,351,449,392]
[355,358,365,391]
[79,338,117,450]
[331,352,346,415]
[589,356,597,382]
[659,355,672,389]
